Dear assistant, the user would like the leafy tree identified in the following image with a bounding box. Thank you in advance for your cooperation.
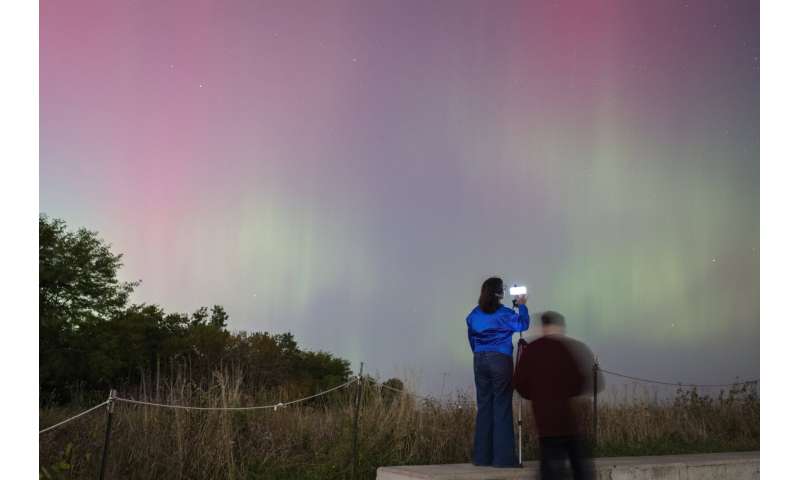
[40,215,138,398]
[40,215,352,404]
[210,305,229,329]
[369,378,405,405]
[191,306,209,327]
[382,378,404,392]
[39,215,138,327]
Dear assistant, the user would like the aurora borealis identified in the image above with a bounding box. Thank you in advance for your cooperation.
[40,1,759,395]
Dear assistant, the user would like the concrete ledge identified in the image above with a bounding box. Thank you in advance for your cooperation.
[376,451,759,480]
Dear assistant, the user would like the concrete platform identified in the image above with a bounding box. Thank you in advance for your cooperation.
[376,451,759,480]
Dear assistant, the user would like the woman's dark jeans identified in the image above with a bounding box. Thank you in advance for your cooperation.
[472,351,516,467]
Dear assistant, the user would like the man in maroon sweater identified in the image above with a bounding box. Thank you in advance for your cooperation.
[512,311,602,480]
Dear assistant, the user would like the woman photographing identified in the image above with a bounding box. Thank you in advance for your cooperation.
[466,277,530,467]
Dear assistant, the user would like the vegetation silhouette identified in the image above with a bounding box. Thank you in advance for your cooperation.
[39,214,359,405]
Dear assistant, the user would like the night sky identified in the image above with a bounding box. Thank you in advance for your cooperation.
[40,0,759,397]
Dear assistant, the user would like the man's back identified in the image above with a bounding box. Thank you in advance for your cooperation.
[513,335,592,437]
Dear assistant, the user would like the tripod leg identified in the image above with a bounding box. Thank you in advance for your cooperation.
[515,332,523,466]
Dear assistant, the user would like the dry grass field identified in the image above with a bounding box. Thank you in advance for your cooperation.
[39,371,759,480]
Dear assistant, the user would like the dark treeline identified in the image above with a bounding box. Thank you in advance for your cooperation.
[39,215,353,404]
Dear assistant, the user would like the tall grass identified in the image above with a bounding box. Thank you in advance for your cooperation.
[39,371,758,480]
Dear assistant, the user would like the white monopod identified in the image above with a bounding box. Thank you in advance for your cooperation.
[509,285,527,467]
[514,330,524,466]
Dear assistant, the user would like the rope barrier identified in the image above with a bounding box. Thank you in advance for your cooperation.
[279,378,358,407]
[372,381,425,398]
[39,400,110,435]
[38,366,757,435]
[112,378,356,411]
[599,368,759,388]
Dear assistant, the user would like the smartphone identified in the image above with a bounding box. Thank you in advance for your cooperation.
[509,286,527,296]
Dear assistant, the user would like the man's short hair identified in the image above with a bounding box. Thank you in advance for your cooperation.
[541,310,565,327]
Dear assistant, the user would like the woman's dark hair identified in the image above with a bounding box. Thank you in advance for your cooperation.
[478,277,504,314]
